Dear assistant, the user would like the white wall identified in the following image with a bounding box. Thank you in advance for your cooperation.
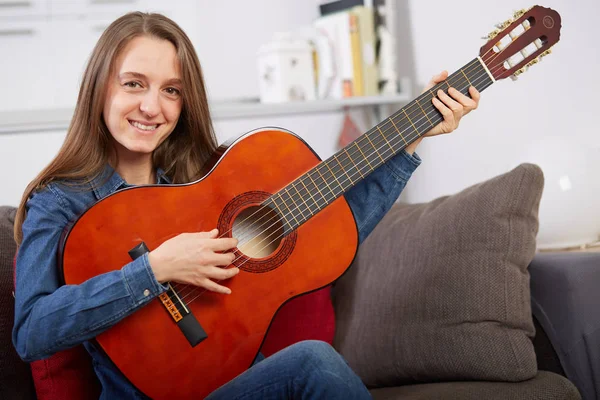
[403,0,600,247]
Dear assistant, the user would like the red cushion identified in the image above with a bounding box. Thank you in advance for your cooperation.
[13,254,100,400]
[260,286,336,357]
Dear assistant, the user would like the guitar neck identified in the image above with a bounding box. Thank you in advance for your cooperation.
[266,57,495,233]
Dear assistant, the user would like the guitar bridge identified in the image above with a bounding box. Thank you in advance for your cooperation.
[129,242,208,347]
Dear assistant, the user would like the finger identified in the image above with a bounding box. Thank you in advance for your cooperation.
[432,97,453,119]
[437,89,463,113]
[423,70,448,91]
[204,251,236,266]
[204,266,240,281]
[448,87,477,110]
[469,86,480,108]
[432,70,448,83]
[197,229,219,239]
[210,237,239,251]
[200,278,232,295]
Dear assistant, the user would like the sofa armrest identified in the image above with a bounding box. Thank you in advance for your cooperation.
[529,251,600,400]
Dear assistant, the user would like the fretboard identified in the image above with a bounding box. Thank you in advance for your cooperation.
[267,57,495,234]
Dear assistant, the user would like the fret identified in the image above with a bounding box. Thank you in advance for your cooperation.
[286,185,307,221]
[354,141,374,173]
[269,196,291,228]
[279,189,301,226]
[306,170,330,204]
[416,98,434,129]
[460,68,472,86]
[314,166,336,199]
[298,177,320,212]
[293,180,316,216]
[323,160,345,194]
[344,147,364,179]
[389,118,408,146]
[402,109,419,136]
[377,125,395,153]
[333,153,355,186]
[364,134,385,164]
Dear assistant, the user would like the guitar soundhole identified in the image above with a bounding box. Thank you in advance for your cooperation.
[232,205,283,258]
[218,191,297,273]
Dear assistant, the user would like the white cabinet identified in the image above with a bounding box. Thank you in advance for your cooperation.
[0,20,53,110]
[0,0,48,19]
[50,0,141,18]
[48,15,115,108]
[0,0,184,113]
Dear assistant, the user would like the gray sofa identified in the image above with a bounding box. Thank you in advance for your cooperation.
[1,163,598,399]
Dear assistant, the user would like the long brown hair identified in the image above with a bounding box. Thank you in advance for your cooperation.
[14,12,217,244]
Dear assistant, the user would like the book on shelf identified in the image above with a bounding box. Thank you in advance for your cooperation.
[313,6,378,99]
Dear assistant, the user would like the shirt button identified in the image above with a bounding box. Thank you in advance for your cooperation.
[143,289,150,297]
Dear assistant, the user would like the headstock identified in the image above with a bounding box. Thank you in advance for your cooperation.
[479,6,561,81]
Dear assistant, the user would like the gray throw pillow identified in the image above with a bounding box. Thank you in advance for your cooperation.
[332,163,542,387]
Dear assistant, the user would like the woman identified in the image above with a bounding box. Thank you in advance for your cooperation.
[12,12,479,399]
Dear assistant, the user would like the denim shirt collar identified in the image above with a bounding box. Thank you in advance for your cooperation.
[90,164,171,200]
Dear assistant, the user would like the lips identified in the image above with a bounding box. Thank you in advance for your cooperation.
[128,119,161,132]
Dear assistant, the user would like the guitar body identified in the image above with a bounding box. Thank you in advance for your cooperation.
[61,127,359,399]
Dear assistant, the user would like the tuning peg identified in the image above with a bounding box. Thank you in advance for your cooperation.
[513,9,527,19]
[483,28,501,40]
[495,19,513,30]
[513,67,527,78]
[513,6,533,19]
[526,58,540,68]
[539,48,552,58]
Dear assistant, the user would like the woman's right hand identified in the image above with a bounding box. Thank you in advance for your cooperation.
[147,229,239,294]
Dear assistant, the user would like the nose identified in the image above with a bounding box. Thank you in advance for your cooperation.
[139,89,160,118]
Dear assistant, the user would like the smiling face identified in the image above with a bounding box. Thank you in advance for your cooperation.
[103,35,183,163]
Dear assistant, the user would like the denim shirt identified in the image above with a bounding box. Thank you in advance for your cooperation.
[13,148,420,399]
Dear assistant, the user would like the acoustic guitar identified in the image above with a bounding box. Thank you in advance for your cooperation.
[61,6,561,399]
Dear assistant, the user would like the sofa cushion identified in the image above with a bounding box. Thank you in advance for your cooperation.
[261,286,335,357]
[369,371,580,400]
[332,163,542,387]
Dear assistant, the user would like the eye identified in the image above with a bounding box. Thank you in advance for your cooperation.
[165,87,181,96]
[124,81,142,88]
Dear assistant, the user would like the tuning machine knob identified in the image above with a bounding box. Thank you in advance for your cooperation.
[495,18,513,30]
[512,67,527,79]
[513,6,533,19]
[483,28,501,40]
[513,9,527,19]
[539,48,553,58]
[526,58,540,68]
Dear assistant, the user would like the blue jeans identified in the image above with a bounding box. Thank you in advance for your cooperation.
[205,341,372,400]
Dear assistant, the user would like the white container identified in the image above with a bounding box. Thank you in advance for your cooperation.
[257,33,316,103]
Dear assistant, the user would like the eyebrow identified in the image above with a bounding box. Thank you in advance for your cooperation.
[119,71,182,86]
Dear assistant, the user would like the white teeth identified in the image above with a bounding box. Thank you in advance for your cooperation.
[130,121,158,131]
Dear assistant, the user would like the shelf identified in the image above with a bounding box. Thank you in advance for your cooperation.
[210,93,411,120]
[0,84,412,134]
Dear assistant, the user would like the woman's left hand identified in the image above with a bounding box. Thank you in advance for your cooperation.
[423,70,480,137]
[405,70,480,154]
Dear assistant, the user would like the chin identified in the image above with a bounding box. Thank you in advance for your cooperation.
[120,138,159,155]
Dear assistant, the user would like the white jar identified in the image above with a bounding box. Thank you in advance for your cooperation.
[257,32,316,103]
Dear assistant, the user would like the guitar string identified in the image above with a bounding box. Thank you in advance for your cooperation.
[174,47,514,301]
[217,46,507,248]
[175,42,529,301]
[219,43,523,254]
[174,50,509,302]
[213,28,537,249]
